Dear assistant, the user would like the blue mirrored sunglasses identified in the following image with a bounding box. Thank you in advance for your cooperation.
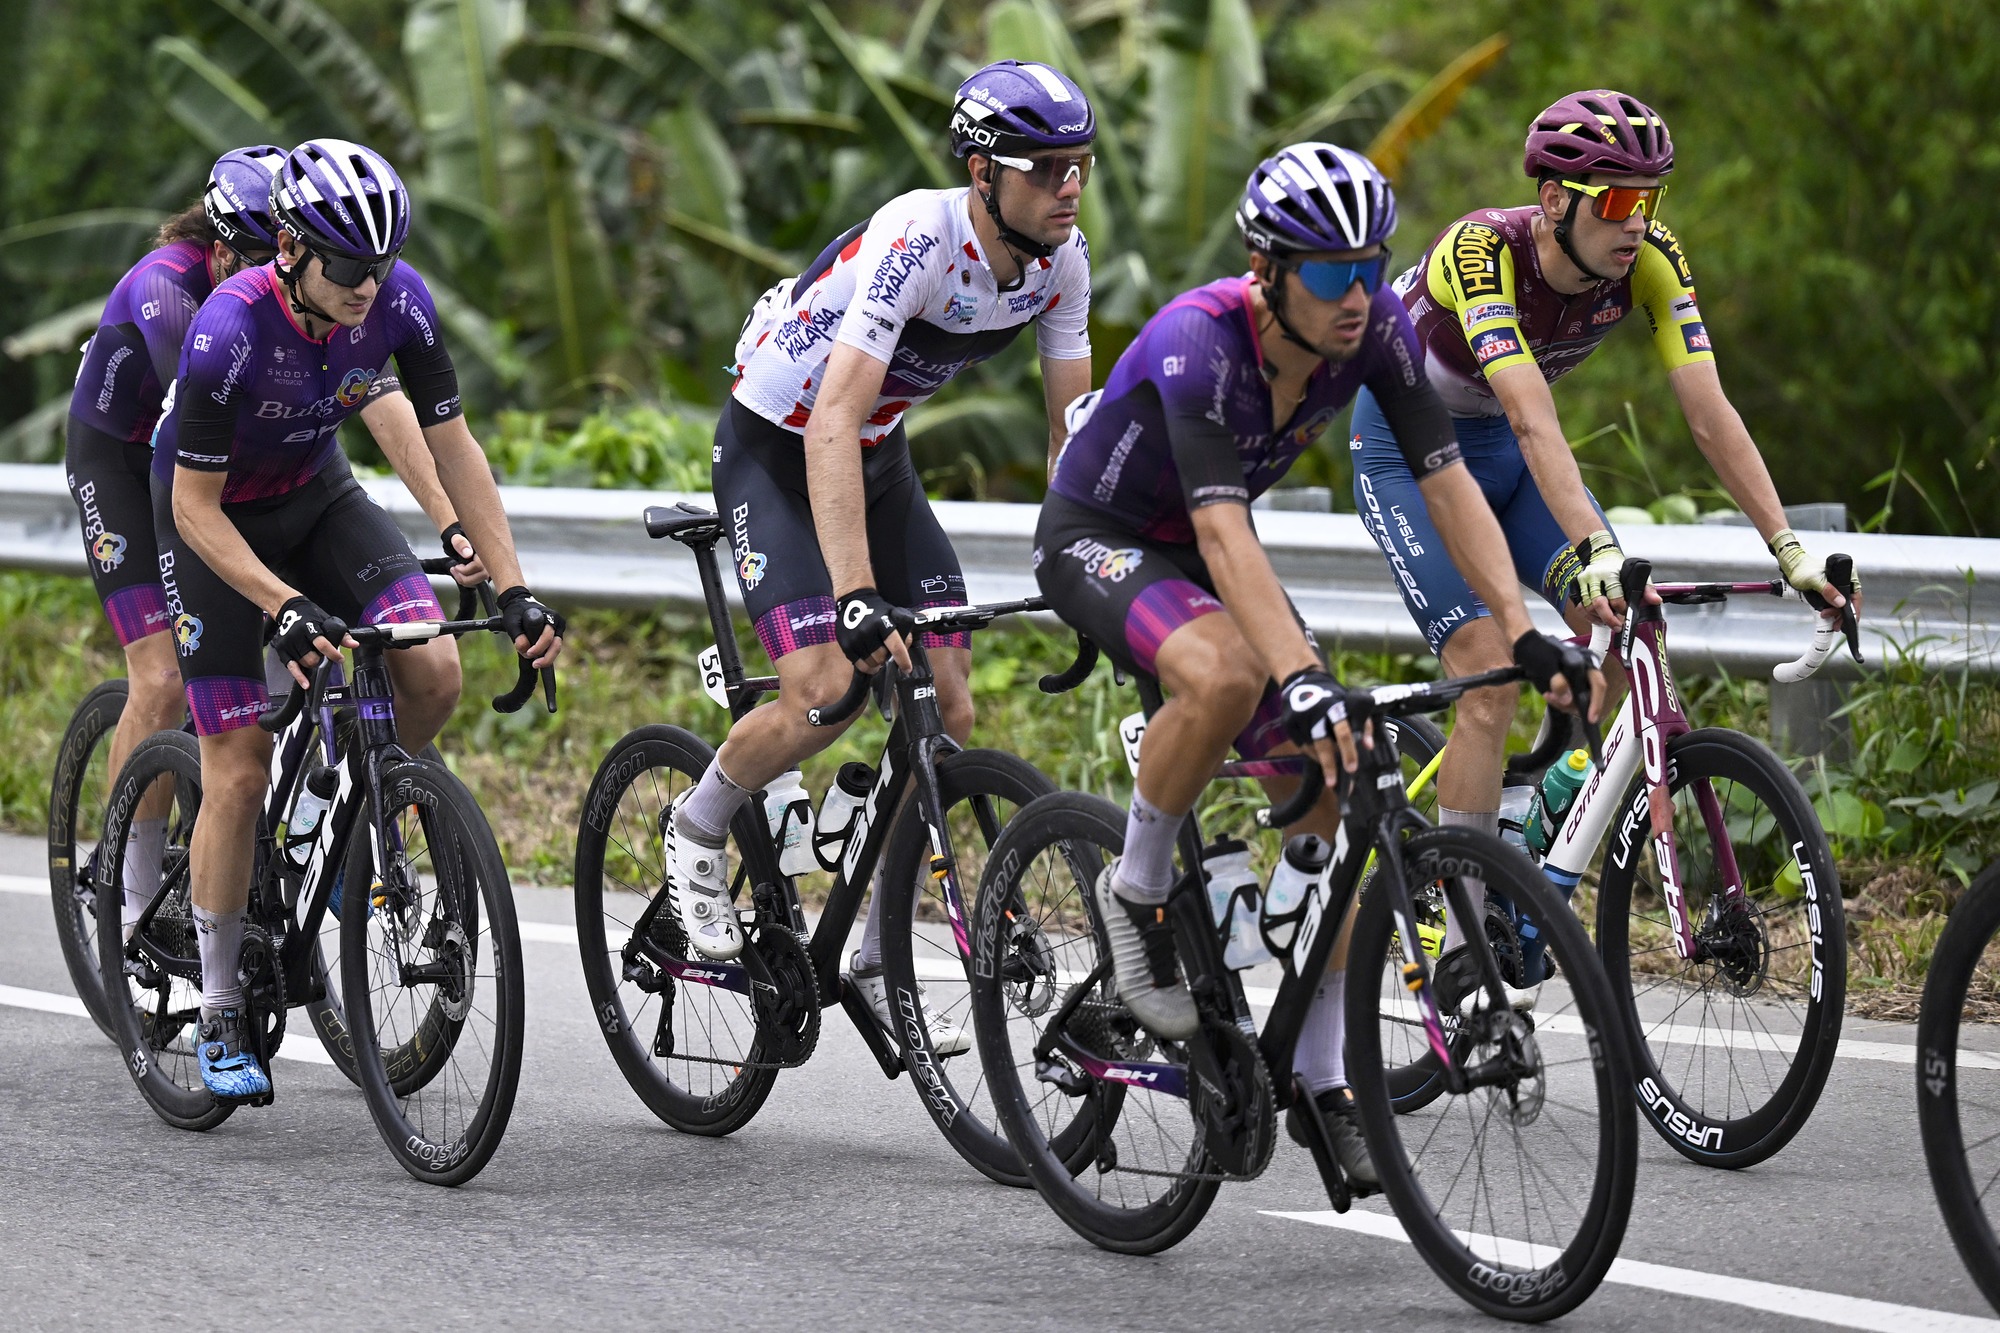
[1287,249,1392,300]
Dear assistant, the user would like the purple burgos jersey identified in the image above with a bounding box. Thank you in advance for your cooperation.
[1049,276,1452,544]
[153,260,461,503]
[68,240,214,443]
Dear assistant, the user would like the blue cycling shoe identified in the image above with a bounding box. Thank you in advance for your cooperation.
[195,1008,272,1102]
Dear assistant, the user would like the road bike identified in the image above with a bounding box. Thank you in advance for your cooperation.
[573,502,1087,1183]
[1917,856,2000,1314]
[1388,555,1856,1168]
[970,661,1638,1322]
[95,583,555,1185]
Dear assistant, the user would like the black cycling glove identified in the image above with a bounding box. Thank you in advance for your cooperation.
[439,522,476,567]
[498,585,566,645]
[1277,667,1347,746]
[835,587,900,664]
[1513,631,1592,697]
[270,596,338,670]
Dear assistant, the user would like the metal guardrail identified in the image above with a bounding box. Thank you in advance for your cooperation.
[3,462,1995,676]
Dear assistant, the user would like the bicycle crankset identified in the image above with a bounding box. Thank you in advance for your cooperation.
[1189,1015,1276,1179]
[238,924,286,1098]
[747,924,820,1066]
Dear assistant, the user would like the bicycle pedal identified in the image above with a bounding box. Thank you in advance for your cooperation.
[1035,1055,1092,1097]
[1286,1091,1352,1214]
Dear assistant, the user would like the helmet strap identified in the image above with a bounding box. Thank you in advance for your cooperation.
[1261,261,1335,364]
[278,252,341,338]
[978,173,1055,292]
[1550,191,1613,284]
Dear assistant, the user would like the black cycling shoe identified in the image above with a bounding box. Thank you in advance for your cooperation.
[1287,1085,1379,1194]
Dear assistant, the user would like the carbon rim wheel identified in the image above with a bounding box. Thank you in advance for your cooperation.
[879,747,1055,1185]
[1595,729,1844,1168]
[95,729,232,1131]
[1917,862,2000,1313]
[342,760,523,1185]
[574,725,778,1136]
[49,679,129,1036]
[971,790,1220,1255]
[1350,827,1637,1323]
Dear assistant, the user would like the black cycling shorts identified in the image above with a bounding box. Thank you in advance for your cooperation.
[711,397,969,662]
[66,416,169,646]
[1033,492,1314,758]
[151,456,442,735]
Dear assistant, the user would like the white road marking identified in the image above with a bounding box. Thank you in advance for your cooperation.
[0,983,334,1064]
[2,874,48,895]
[1265,1208,2000,1332]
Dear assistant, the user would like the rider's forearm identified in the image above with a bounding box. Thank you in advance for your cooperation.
[1491,368,1603,543]
[1418,465,1538,644]
[1688,404,1789,541]
[424,418,528,590]
[804,408,876,596]
[171,467,297,618]
[1197,510,1321,683]
[360,391,458,534]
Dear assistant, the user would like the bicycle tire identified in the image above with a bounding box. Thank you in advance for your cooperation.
[49,679,128,1037]
[1596,727,1844,1168]
[573,724,779,1136]
[1917,861,2000,1313]
[95,729,233,1132]
[342,757,524,1185]
[971,790,1220,1255]
[878,747,1054,1185]
[1348,826,1637,1322]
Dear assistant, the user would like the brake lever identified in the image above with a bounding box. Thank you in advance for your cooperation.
[1563,663,1604,766]
[1826,553,1862,664]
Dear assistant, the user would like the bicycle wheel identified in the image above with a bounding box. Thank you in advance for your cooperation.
[1918,861,2000,1313]
[878,747,1054,1185]
[94,729,233,1132]
[1595,727,1843,1168]
[341,757,524,1185]
[48,679,128,1036]
[1348,827,1637,1322]
[574,724,779,1136]
[971,790,1221,1254]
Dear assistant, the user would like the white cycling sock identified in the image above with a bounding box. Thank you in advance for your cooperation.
[1118,789,1178,904]
[1294,970,1347,1094]
[122,817,168,937]
[192,904,245,1016]
[1439,806,1497,954]
[678,759,750,846]
[854,861,892,971]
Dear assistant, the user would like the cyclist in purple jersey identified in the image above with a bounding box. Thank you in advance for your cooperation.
[64,146,485,953]
[153,138,563,1102]
[1037,144,1599,1181]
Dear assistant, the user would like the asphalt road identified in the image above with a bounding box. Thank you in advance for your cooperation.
[2,828,1996,1332]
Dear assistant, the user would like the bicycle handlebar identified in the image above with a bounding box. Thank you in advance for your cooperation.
[808,597,1055,728]
[418,555,499,622]
[1039,635,1099,694]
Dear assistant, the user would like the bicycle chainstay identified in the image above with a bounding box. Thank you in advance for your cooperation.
[747,923,820,1067]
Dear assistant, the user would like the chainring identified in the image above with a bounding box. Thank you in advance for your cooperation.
[238,924,287,1066]
[1189,1016,1276,1180]
[749,925,820,1067]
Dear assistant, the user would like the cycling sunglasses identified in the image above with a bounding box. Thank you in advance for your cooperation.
[988,152,1094,192]
[1283,248,1393,300]
[311,247,400,288]
[1560,180,1668,222]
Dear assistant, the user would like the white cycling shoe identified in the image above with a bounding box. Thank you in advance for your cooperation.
[663,796,743,961]
[848,952,970,1056]
[1095,859,1199,1041]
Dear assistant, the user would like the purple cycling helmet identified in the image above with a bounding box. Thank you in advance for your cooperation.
[1523,90,1674,179]
[948,60,1094,158]
[1236,143,1397,254]
[269,138,411,259]
[204,145,287,258]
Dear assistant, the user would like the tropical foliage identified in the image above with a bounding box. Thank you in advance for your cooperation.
[1,0,1995,526]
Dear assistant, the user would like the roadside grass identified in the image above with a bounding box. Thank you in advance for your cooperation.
[5,568,1996,1017]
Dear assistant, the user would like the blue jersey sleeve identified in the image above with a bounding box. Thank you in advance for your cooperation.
[171,295,260,472]
[381,263,462,424]
[1149,304,1251,512]
[132,261,204,392]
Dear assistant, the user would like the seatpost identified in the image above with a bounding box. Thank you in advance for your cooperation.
[687,534,758,720]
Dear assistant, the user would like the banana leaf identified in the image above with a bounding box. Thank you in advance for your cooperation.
[1265,70,1409,153]
[0,211,167,280]
[664,211,797,277]
[805,1,953,189]
[150,37,280,153]
[207,0,420,161]
[1366,34,1509,182]
[0,396,72,464]
[502,33,677,128]
[3,299,107,361]
[1138,0,1262,250]
[610,9,732,92]
[404,0,526,212]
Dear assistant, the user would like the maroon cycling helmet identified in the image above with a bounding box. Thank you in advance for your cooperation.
[1523,89,1674,180]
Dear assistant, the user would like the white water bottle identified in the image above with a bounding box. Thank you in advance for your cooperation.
[286,764,338,869]
[1498,784,1537,855]
[1261,833,1331,961]
[1203,838,1271,970]
[764,770,817,878]
[812,762,876,872]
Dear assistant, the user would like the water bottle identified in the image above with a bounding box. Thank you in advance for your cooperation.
[285,764,338,870]
[1497,784,1536,855]
[812,762,876,872]
[764,770,817,878]
[1202,838,1270,970]
[1260,833,1331,962]
[1525,748,1593,857]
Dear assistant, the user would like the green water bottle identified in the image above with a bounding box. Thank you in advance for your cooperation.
[1525,748,1593,857]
